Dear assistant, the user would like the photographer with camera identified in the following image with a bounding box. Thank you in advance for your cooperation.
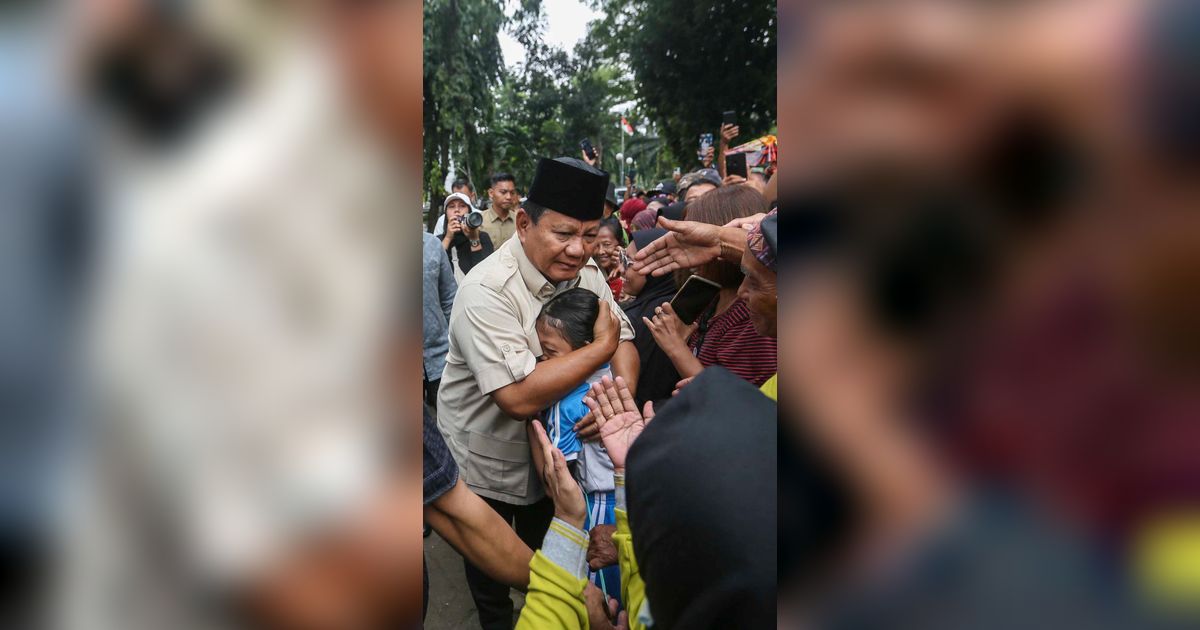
[441,192,494,281]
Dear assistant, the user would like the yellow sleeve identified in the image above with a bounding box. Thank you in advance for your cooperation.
[614,508,649,630]
[515,523,590,629]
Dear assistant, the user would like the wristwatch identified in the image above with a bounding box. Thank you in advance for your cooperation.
[470,239,481,248]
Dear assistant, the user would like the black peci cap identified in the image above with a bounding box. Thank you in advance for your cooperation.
[525,157,610,221]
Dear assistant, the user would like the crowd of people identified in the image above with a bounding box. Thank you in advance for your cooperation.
[422,150,780,629]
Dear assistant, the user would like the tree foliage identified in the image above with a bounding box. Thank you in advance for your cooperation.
[423,0,507,222]
[422,0,776,208]
[587,0,777,165]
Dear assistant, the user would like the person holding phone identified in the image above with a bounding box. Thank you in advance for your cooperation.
[643,186,777,387]
[716,113,741,181]
[441,192,494,280]
[620,228,682,408]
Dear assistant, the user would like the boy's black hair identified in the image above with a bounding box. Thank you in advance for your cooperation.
[537,288,600,350]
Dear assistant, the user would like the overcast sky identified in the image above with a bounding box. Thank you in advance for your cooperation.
[499,0,600,68]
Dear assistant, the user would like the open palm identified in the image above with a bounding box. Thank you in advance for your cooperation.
[583,376,654,471]
[631,218,721,278]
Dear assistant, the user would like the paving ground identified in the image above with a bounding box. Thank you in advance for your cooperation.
[423,531,525,629]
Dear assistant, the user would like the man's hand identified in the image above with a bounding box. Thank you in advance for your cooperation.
[630,217,722,277]
[575,410,600,442]
[700,145,715,168]
[585,583,628,630]
[587,525,618,570]
[581,149,598,168]
[672,376,695,397]
[592,300,621,352]
[531,422,586,528]
[582,376,652,473]
[724,212,766,231]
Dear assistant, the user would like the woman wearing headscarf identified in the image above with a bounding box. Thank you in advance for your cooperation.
[619,228,681,408]
[630,208,658,233]
[644,186,778,387]
[618,197,647,233]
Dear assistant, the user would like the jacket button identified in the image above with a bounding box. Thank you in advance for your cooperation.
[502,344,511,352]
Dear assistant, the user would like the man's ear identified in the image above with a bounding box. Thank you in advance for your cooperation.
[516,208,531,243]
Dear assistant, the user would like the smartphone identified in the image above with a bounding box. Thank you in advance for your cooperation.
[722,110,737,126]
[698,133,714,158]
[725,152,748,179]
[580,138,597,161]
[670,275,722,325]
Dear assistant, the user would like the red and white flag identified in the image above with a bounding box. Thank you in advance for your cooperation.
[620,117,635,136]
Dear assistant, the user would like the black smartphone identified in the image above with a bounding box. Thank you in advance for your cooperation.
[580,138,597,161]
[669,275,722,325]
[722,110,737,126]
[725,152,748,179]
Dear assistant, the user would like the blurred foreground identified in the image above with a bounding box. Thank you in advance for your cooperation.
[777,0,1199,627]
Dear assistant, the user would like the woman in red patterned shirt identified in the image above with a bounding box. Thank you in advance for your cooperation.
[643,185,778,386]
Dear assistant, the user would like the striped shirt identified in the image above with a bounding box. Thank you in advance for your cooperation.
[688,298,778,387]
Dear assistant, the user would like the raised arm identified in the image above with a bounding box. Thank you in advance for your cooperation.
[631,217,752,277]
[490,301,622,419]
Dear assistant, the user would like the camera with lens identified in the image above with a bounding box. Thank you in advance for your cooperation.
[464,210,484,230]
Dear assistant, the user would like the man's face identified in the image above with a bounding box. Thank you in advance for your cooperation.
[489,180,518,213]
[685,183,717,204]
[738,249,778,338]
[517,209,601,284]
[445,198,469,222]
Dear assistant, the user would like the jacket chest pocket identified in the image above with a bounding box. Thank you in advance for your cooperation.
[465,431,530,497]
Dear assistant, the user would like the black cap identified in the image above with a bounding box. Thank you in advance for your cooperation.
[525,157,610,221]
[657,180,677,195]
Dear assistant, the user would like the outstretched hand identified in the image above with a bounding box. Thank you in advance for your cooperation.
[531,422,586,528]
[582,376,654,473]
[630,217,722,277]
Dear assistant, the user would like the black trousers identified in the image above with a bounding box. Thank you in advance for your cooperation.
[463,495,554,630]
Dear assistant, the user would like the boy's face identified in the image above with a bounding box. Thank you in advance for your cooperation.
[536,319,574,361]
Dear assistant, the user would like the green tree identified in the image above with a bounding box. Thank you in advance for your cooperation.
[587,0,777,169]
[423,0,507,226]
